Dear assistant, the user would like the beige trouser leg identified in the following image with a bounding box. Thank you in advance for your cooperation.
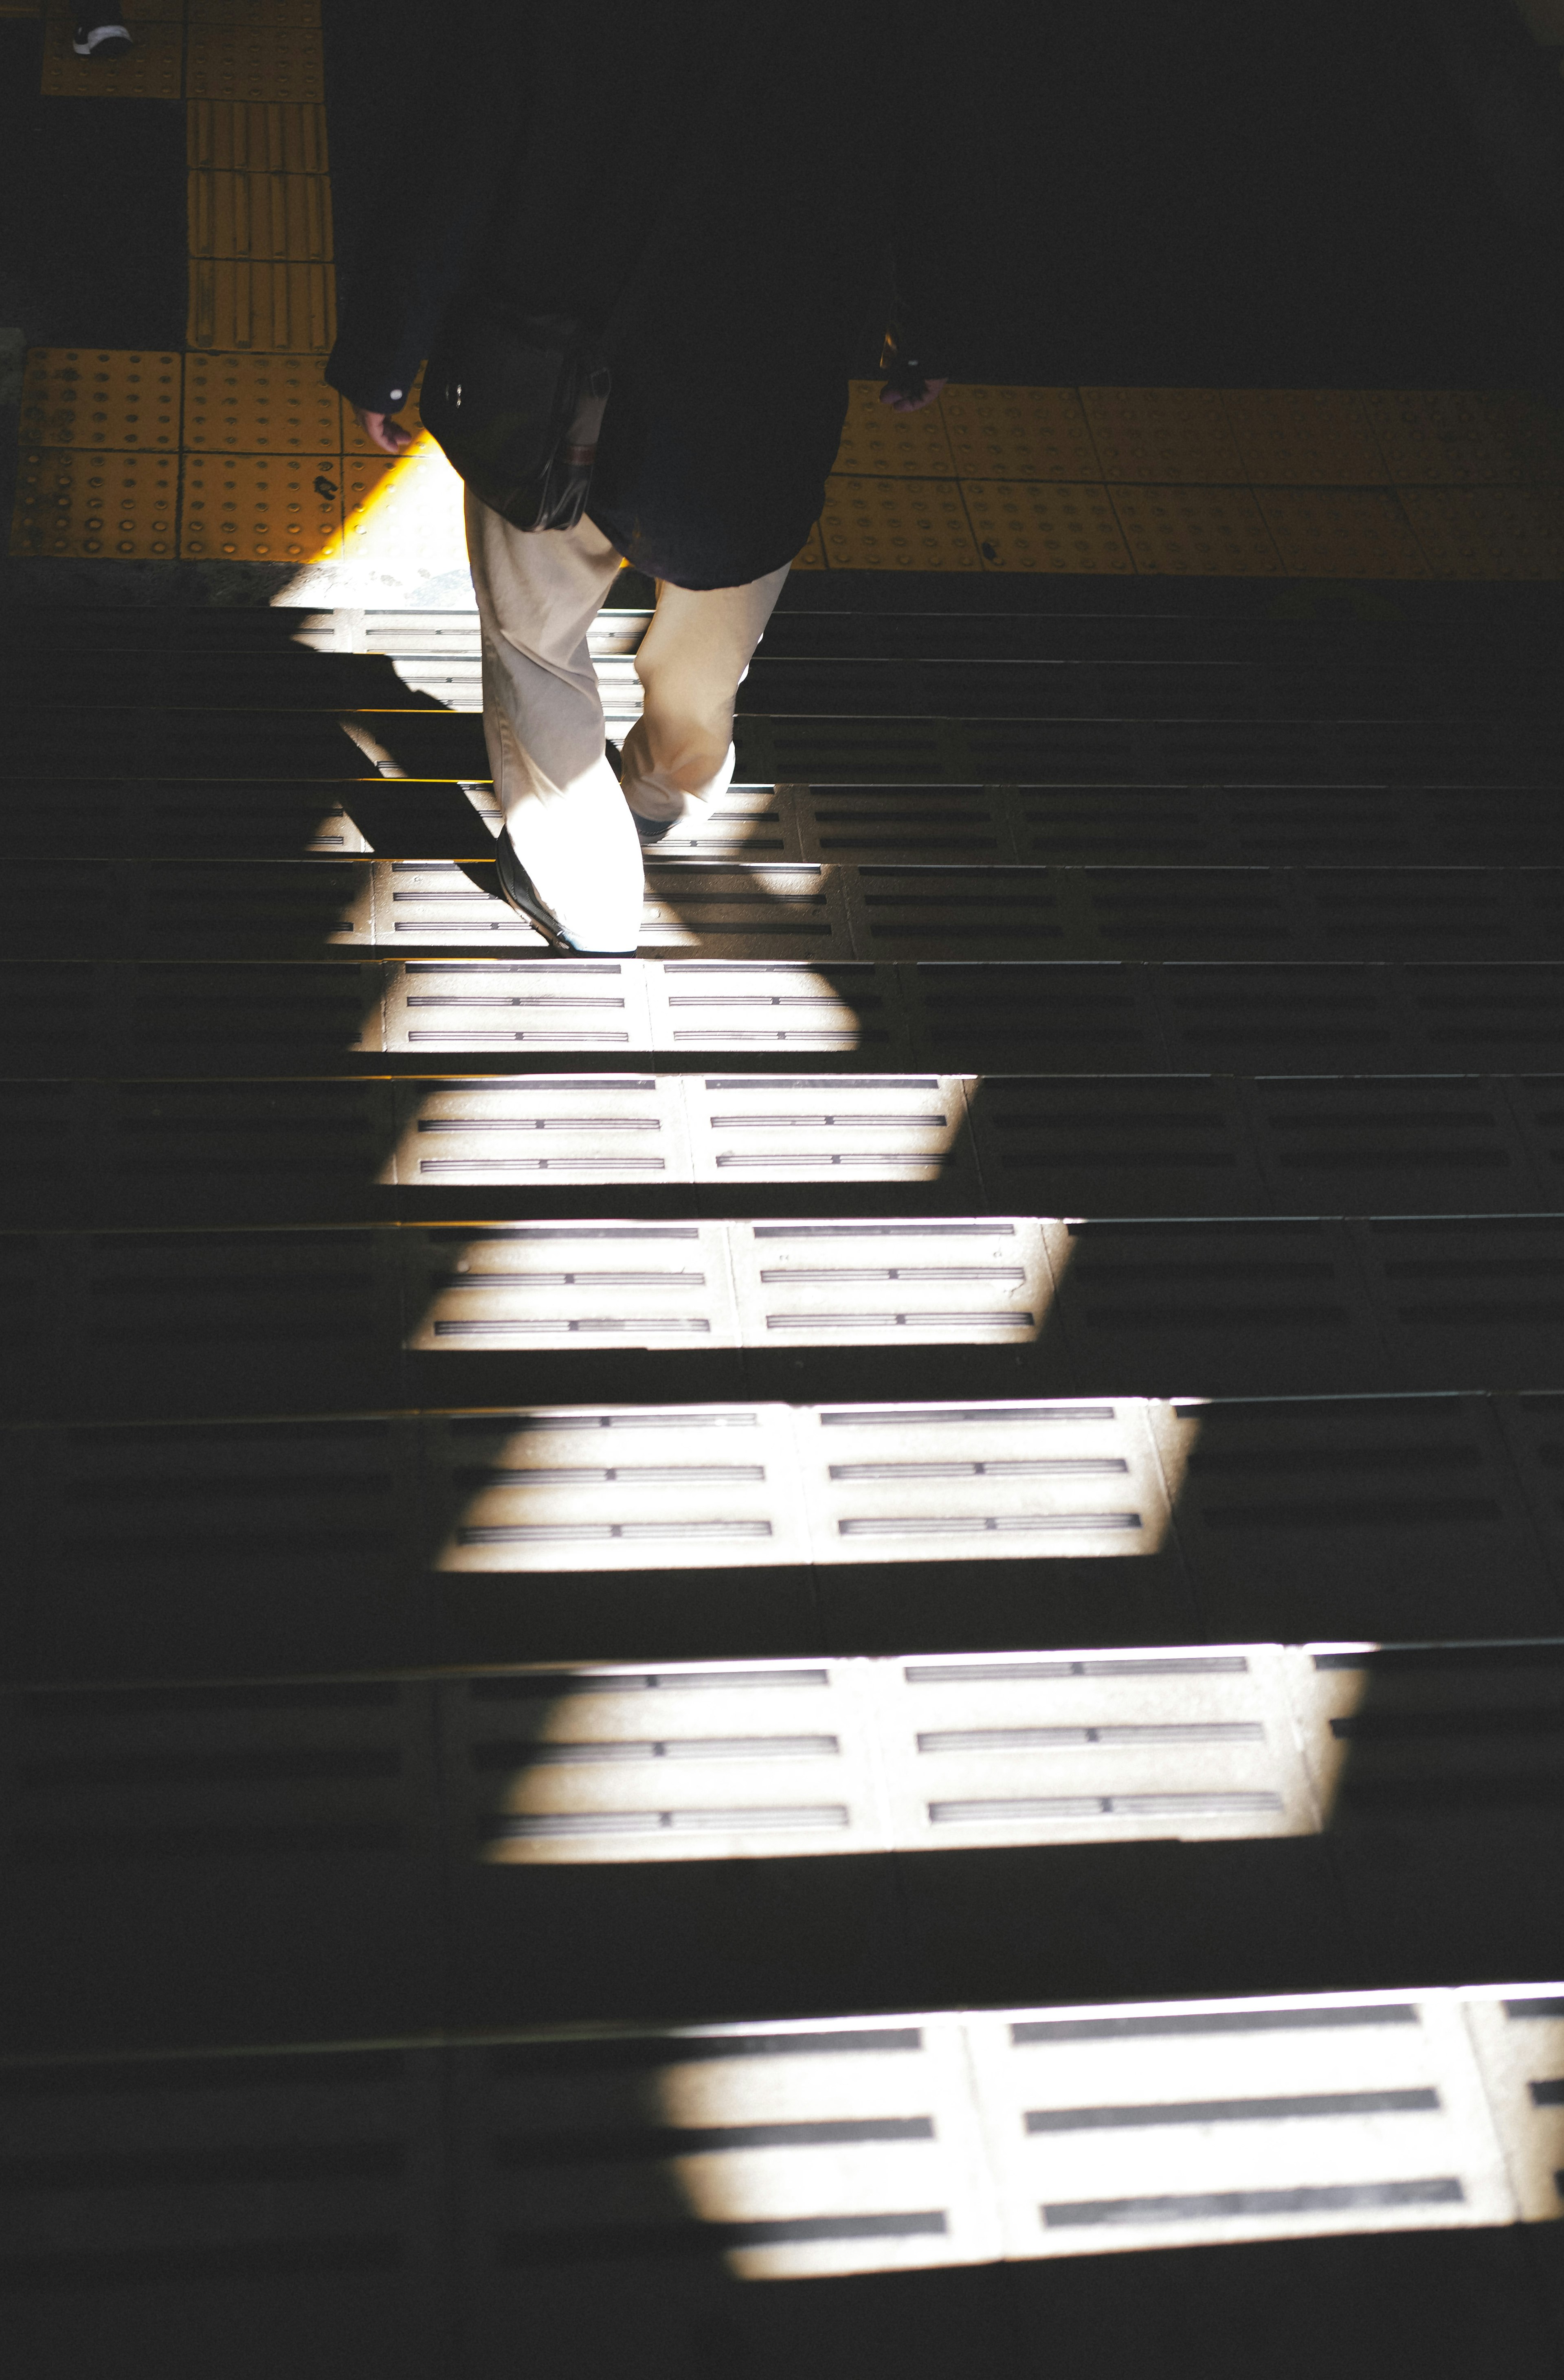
[466,486,790,945]
[465,491,644,951]
[619,562,791,826]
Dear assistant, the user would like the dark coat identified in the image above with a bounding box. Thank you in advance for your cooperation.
[325,3,965,588]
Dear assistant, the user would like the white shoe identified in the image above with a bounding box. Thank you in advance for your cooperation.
[73,18,134,55]
[493,826,637,956]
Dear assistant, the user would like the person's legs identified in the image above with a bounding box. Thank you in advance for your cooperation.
[619,562,791,828]
[465,488,646,952]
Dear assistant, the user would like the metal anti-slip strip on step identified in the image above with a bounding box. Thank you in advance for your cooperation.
[1,1975,1558,2280]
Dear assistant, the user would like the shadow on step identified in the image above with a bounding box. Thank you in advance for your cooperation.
[9,1647,1564,2055]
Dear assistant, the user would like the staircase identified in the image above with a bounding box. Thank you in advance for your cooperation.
[5,570,1564,2375]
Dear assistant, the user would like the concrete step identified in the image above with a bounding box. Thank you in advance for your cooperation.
[11,781,1564,871]
[7,1646,1564,2040]
[7,1210,1564,1423]
[7,1390,1564,1680]
[4,957,1561,1077]
[7,855,1564,966]
[6,1999,1563,2378]
[3,1070,1560,1230]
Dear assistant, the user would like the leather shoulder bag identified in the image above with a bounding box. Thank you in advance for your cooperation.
[419,300,613,534]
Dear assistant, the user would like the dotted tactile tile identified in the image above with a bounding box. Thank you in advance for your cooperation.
[43,0,182,34]
[791,522,827,569]
[1254,486,1430,578]
[187,167,332,260]
[1397,485,1564,578]
[339,454,398,518]
[817,474,980,570]
[830,379,956,475]
[40,12,182,93]
[940,384,1103,479]
[341,436,465,571]
[49,0,187,16]
[9,449,179,559]
[181,350,340,451]
[1079,386,1245,482]
[186,99,329,173]
[179,450,340,559]
[187,257,336,351]
[184,19,324,101]
[18,349,181,450]
[960,479,1133,572]
[1364,389,1564,484]
[1109,483,1283,575]
[187,0,320,21]
[1219,388,1388,484]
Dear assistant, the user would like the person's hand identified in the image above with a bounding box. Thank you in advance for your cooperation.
[353,406,415,454]
[880,375,948,415]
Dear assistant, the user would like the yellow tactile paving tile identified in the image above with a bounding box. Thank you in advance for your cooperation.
[1219,388,1388,484]
[340,437,465,573]
[1109,483,1284,575]
[961,479,1133,572]
[187,167,332,260]
[187,257,336,351]
[831,378,956,475]
[44,0,180,30]
[180,448,340,559]
[184,18,324,100]
[1254,486,1430,577]
[187,0,320,21]
[1399,484,1564,577]
[186,99,329,173]
[19,349,181,450]
[52,0,185,15]
[818,474,980,569]
[9,448,178,558]
[1364,389,1564,483]
[182,350,340,450]
[1079,386,1245,482]
[40,11,181,92]
[17,350,1564,575]
[940,384,1103,480]
[339,452,405,516]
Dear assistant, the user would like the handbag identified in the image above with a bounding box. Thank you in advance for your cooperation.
[418,302,613,534]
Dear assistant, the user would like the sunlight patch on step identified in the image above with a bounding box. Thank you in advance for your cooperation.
[430,1391,1173,1596]
[382,1069,970,1186]
[274,430,471,608]
[638,1984,1547,2279]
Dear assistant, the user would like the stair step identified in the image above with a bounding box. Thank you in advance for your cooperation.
[4,857,1564,963]
[9,1210,1564,1422]
[2,1071,1558,1229]
[6,1389,1562,1680]
[5,1992,1559,2369]
[6,1647,1564,2034]
[8,706,1563,784]
[10,650,1564,719]
[12,782,1564,870]
[4,957,1560,1076]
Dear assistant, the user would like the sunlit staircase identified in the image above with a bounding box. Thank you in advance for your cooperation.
[5,571,1564,2374]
